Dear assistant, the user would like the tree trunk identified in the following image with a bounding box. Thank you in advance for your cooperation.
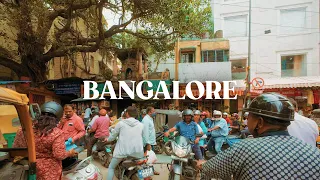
[21,55,47,86]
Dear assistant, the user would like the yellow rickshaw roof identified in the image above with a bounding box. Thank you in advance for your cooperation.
[0,87,29,105]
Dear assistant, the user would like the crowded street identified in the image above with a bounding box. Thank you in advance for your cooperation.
[1,0,320,180]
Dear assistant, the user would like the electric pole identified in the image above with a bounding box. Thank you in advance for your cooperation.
[245,0,252,108]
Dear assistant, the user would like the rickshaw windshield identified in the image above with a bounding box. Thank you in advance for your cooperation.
[0,102,28,149]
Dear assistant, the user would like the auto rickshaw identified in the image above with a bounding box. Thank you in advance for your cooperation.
[153,109,181,155]
[0,87,38,179]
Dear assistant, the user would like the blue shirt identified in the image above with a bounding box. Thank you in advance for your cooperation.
[174,121,199,142]
[210,118,229,137]
[203,118,213,128]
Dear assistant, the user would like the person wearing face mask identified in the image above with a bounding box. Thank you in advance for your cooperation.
[198,93,320,180]
[142,106,157,149]
[207,110,229,154]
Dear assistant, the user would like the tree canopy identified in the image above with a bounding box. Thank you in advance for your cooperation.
[0,0,213,84]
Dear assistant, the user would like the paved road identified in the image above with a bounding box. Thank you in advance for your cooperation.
[79,151,172,180]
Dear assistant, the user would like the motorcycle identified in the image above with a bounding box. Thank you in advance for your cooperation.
[91,138,115,168]
[62,139,103,180]
[167,135,199,180]
[203,135,243,160]
[114,156,154,180]
[154,126,169,154]
[154,132,165,154]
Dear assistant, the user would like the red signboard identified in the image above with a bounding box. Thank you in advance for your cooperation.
[313,90,320,104]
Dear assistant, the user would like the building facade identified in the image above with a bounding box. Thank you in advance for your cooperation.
[174,38,244,113]
[212,0,320,110]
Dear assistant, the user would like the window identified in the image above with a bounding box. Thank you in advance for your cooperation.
[181,52,195,63]
[202,50,229,62]
[231,59,247,80]
[281,55,306,77]
[224,15,247,37]
[280,8,306,34]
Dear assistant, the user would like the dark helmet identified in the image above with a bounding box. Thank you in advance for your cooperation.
[182,109,193,116]
[244,93,294,121]
[40,101,63,119]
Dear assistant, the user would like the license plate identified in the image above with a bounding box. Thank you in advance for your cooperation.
[138,166,154,178]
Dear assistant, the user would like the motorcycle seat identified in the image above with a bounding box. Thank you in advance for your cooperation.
[122,157,147,167]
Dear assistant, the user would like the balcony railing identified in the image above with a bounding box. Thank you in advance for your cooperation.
[178,62,232,83]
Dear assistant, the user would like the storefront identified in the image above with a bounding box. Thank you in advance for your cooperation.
[263,88,320,110]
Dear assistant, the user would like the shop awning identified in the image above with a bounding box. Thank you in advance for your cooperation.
[262,76,320,89]
[71,97,102,102]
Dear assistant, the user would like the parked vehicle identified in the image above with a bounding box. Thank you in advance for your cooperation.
[167,135,198,180]
[114,156,154,180]
[154,125,169,154]
[164,134,174,156]
[154,132,165,154]
[203,135,243,160]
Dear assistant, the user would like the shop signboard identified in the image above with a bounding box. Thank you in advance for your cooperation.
[55,83,80,95]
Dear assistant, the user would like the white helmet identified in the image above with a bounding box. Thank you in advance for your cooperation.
[223,112,228,116]
[213,110,222,120]
[244,112,249,117]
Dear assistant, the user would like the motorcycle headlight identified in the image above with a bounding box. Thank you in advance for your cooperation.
[172,142,190,158]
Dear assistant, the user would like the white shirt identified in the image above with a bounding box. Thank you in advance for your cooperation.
[288,112,319,147]
[243,119,248,130]
[84,108,92,118]
[88,115,99,128]
[146,150,157,164]
[142,114,156,145]
[197,124,203,134]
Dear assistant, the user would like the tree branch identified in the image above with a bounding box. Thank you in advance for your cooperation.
[123,30,179,39]
[0,57,27,77]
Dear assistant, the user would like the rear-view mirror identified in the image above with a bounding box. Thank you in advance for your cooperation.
[29,103,41,119]
[12,117,21,127]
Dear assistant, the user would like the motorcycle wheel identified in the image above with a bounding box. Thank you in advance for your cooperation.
[164,141,173,156]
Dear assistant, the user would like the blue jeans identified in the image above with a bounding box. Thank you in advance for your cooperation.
[107,157,124,180]
[207,136,226,154]
[192,144,203,160]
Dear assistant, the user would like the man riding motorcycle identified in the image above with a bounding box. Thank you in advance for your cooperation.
[207,110,229,154]
[201,111,212,129]
[164,109,203,160]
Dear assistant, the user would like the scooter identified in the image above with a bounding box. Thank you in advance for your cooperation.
[203,135,243,160]
[62,138,103,180]
[114,156,154,180]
